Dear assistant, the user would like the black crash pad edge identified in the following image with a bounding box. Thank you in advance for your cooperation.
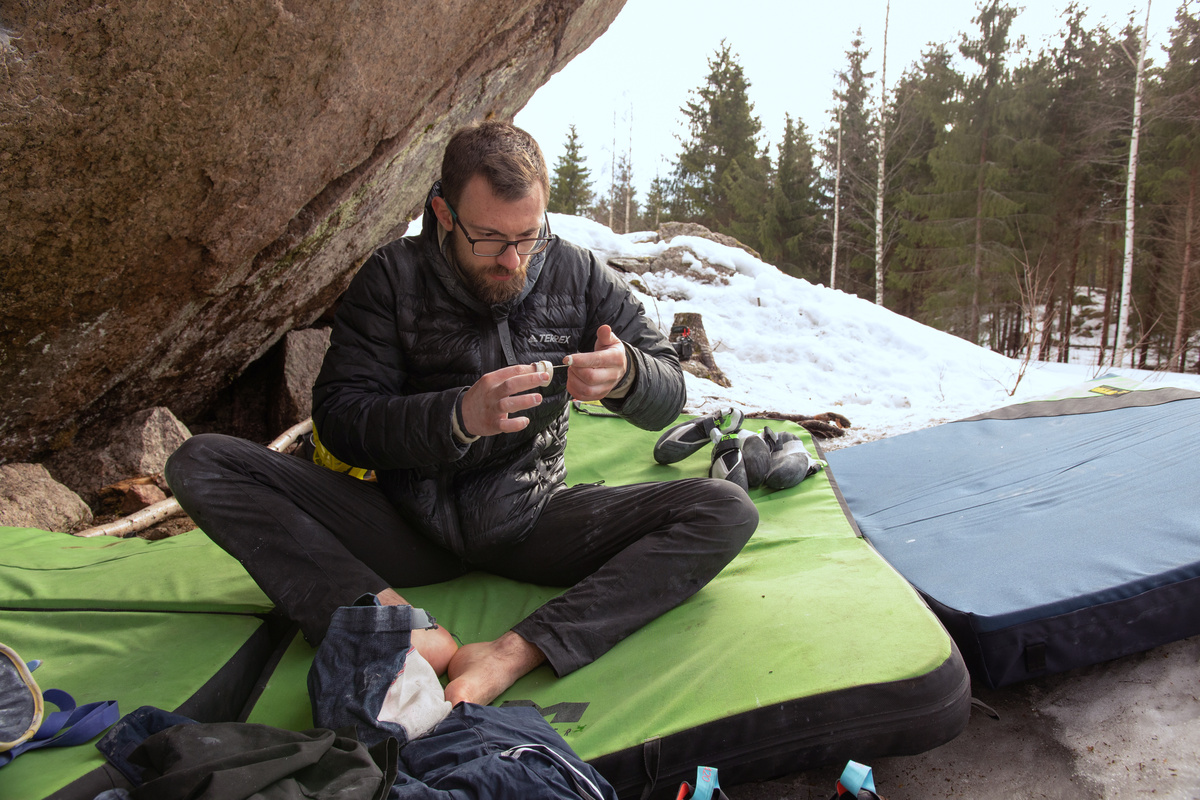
[591,640,972,800]
[43,613,292,800]
[926,571,1200,689]
[813,437,864,539]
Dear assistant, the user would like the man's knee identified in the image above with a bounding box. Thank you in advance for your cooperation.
[690,478,759,550]
[164,433,248,500]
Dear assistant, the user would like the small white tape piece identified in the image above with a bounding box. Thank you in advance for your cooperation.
[534,360,553,387]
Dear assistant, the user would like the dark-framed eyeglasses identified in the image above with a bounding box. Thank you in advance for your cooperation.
[445,201,553,257]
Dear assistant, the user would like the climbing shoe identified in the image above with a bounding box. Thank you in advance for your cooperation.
[709,433,749,491]
[738,429,771,488]
[653,408,744,465]
[761,426,827,490]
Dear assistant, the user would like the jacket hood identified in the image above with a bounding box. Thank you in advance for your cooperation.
[420,182,548,315]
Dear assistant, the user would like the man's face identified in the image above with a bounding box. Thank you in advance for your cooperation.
[435,174,547,305]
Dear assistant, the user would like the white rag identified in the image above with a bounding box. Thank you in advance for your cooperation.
[376,646,453,740]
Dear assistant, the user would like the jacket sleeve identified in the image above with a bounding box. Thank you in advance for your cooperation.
[311,246,471,471]
[582,254,686,431]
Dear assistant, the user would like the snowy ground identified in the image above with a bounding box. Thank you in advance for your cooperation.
[548,215,1200,800]
[552,213,1200,447]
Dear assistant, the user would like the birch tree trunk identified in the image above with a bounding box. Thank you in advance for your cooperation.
[1171,173,1196,371]
[608,111,616,231]
[831,106,843,291]
[1099,225,1117,367]
[1114,0,1152,368]
[623,109,632,234]
[874,0,890,306]
[970,126,989,344]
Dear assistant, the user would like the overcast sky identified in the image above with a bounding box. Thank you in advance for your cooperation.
[515,0,1173,196]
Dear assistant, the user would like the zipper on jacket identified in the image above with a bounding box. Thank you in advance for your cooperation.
[437,470,464,555]
[442,309,508,557]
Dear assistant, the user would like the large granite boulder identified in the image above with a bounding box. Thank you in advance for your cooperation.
[0,0,625,463]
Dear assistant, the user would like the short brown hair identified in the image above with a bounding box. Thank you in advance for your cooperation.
[440,121,550,208]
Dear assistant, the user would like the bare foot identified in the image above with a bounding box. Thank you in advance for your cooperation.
[443,631,546,706]
[377,588,458,675]
[410,625,458,675]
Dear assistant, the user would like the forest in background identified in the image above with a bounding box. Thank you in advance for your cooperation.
[546,1,1200,373]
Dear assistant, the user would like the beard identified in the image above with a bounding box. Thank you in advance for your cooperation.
[462,262,528,305]
[448,235,529,305]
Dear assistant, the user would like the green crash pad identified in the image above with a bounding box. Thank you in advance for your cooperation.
[0,528,279,799]
[0,611,271,800]
[2,410,969,799]
[245,410,971,797]
[0,527,272,613]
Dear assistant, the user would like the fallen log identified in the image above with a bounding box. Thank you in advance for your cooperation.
[747,411,853,439]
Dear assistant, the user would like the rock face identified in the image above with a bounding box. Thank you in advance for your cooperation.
[0,0,626,463]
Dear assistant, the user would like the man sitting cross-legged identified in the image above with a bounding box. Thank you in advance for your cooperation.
[166,121,758,706]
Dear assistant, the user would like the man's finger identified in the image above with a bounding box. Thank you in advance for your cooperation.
[499,391,543,414]
[595,324,619,349]
[506,365,554,394]
[496,414,531,433]
[486,363,541,386]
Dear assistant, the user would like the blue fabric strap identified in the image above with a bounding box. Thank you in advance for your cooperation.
[837,760,877,795]
[689,766,720,800]
[0,688,119,768]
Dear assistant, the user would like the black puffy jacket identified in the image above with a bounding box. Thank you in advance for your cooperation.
[312,184,685,560]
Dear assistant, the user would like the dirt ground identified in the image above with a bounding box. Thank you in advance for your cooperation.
[726,634,1200,800]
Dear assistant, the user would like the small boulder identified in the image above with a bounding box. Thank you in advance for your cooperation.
[269,327,331,434]
[649,247,736,285]
[0,463,93,532]
[658,222,761,259]
[606,256,656,276]
[47,407,191,503]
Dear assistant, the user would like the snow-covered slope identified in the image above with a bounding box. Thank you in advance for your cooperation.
[554,214,1200,448]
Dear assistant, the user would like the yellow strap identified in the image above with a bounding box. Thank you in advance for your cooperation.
[311,425,371,480]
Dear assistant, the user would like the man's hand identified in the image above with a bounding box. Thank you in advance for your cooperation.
[565,324,628,401]
[460,364,548,437]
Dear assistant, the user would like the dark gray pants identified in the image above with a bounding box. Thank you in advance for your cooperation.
[165,434,757,676]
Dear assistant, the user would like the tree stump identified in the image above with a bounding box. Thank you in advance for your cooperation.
[671,312,731,388]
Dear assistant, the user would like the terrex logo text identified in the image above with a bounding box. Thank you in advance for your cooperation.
[529,333,571,345]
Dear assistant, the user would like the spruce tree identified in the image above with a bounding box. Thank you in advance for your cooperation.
[760,115,823,280]
[889,44,961,321]
[669,41,765,239]
[821,32,878,300]
[959,0,1022,343]
[898,1,1031,345]
[643,176,669,230]
[548,125,594,216]
[722,151,771,251]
